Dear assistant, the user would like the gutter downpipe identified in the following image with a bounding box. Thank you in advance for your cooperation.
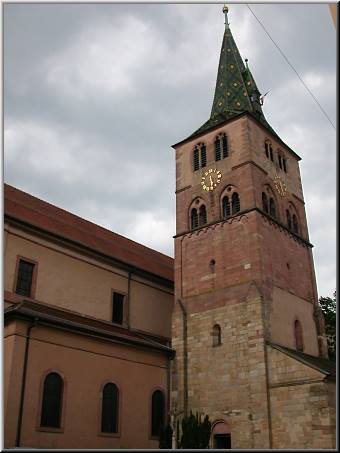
[177,299,188,418]
[16,317,38,447]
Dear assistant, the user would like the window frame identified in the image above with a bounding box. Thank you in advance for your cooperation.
[36,370,66,434]
[13,256,38,299]
[149,388,166,440]
[111,290,127,326]
[98,381,121,438]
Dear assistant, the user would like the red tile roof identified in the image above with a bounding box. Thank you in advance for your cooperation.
[4,184,174,283]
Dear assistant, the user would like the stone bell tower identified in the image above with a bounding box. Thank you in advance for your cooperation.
[171,6,334,450]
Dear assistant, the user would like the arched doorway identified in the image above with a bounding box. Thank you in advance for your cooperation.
[212,421,231,449]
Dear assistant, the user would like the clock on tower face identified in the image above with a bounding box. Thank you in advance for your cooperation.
[201,168,222,192]
[274,175,287,197]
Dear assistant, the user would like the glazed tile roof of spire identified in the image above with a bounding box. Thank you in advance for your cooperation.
[188,5,280,140]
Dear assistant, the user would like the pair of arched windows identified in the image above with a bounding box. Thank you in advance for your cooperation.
[262,192,276,219]
[222,193,240,218]
[265,140,288,173]
[215,133,229,161]
[191,205,207,229]
[193,143,207,171]
[286,210,299,235]
[40,374,119,433]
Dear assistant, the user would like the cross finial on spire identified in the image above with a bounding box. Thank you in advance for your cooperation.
[223,4,229,29]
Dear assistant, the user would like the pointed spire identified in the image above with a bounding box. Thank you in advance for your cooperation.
[189,6,276,139]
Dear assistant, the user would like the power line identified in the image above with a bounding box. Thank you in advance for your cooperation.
[246,4,336,131]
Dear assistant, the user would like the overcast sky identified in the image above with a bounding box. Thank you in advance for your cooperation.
[4,3,336,298]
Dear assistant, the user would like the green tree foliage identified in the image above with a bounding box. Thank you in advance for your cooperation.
[180,411,211,449]
[159,423,173,449]
[319,291,336,361]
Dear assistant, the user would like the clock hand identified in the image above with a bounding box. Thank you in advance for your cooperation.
[209,176,213,187]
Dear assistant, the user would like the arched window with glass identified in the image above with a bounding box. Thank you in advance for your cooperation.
[269,198,276,218]
[222,196,231,218]
[101,382,119,433]
[231,192,240,215]
[262,192,268,213]
[151,390,165,438]
[199,205,207,225]
[40,372,64,428]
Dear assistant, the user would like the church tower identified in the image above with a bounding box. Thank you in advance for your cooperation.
[171,7,335,449]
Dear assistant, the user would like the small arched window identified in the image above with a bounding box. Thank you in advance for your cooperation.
[222,196,231,218]
[262,192,268,213]
[269,198,276,218]
[294,320,304,352]
[101,383,119,433]
[292,214,299,234]
[231,192,240,215]
[40,372,63,428]
[199,205,207,225]
[191,208,198,229]
[212,324,222,347]
[286,210,292,230]
[151,390,165,438]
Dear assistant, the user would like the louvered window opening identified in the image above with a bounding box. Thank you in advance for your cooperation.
[199,205,207,225]
[193,148,200,171]
[283,158,287,173]
[201,144,207,167]
[262,192,268,213]
[151,390,165,437]
[222,134,229,158]
[40,373,63,428]
[269,198,276,218]
[112,292,124,324]
[222,196,231,218]
[215,138,221,161]
[269,146,273,162]
[191,208,198,229]
[278,154,283,169]
[101,383,119,433]
[231,193,240,215]
[16,260,34,297]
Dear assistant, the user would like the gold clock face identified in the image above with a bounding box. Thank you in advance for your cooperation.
[274,175,287,197]
[201,168,222,192]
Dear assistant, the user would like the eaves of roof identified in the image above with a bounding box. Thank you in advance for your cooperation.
[4,184,174,286]
[5,300,175,359]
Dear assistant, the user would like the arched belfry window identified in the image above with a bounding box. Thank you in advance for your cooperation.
[222,196,231,218]
[215,133,229,161]
[199,205,207,225]
[40,372,63,428]
[212,324,222,347]
[269,198,276,219]
[101,382,119,433]
[193,143,207,171]
[292,214,299,234]
[294,320,304,352]
[191,208,198,229]
[286,209,292,230]
[231,192,240,215]
[262,192,268,213]
[151,390,165,438]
